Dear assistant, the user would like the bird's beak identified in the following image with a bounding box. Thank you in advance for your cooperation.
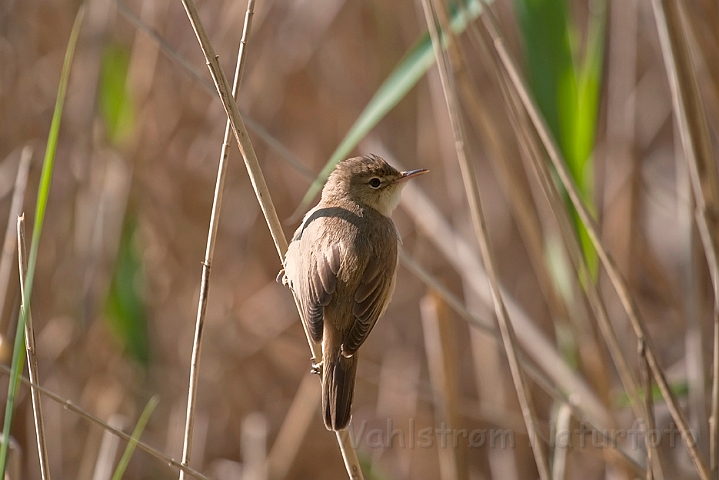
[396,168,429,183]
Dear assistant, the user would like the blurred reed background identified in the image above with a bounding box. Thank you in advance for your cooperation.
[1,0,718,479]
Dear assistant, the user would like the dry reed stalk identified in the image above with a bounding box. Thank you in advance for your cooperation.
[649,0,719,474]
[113,0,312,179]
[551,403,572,480]
[684,194,708,460]
[241,412,268,480]
[713,304,719,472]
[652,0,719,217]
[0,147,32,337]
[603,0,639,280]
[421,2,550,478]
[456,74,569,319]
[401,251,644,476]
[17,215,50,480]
[694,174,719,468]
[392,174,610,427]
[440,8,613,429]
[92,415,126,480]
[491,46,642,421]
[420,293,465,480]
[266,373,320,480]
[176,0,364,476]
[639,342,657,480]
[461,2,612,405]
[491,50,655,442]
[178,3,255,478]
[509,87,615,401]
[435,0,569,333]
[678,4,719,120]
[371,348,420,478]
[476,6,710,478]
[0,363,209,480]
[421,63,510,452]
[114,0,316,180]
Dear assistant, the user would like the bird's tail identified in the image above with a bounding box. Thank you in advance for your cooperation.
[322,344,358,431]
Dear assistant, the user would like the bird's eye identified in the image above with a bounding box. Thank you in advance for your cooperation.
[368,178,381,189]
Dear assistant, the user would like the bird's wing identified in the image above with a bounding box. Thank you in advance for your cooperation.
[342,252,397,356]
[297,243,341,342]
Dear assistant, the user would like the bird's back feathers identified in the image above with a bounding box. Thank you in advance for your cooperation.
[284,199,398,430]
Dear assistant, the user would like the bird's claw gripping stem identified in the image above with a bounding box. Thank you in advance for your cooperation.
[311,360,323,376]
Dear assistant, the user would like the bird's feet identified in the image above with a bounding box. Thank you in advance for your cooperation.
[276,268,286,285]
[311,360,323,376]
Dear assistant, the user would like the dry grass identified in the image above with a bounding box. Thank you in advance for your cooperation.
[1,0,719,479]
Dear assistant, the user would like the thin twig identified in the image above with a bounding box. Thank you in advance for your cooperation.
[17,215,50,480]
[420,2,549,478]
[0,363,209,480]
[477,5,710,478]
[175,0,363,477]
[0,146,32,335]
[178,2,255,478]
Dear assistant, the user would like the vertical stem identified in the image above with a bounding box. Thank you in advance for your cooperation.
[0,7,85,478]
[420,294,464,480]
[178,0,288,259]
[336,429,363,480]
[651,0,719,476]
[551,403,572,480]
[420,1,550,478]
[17,215,51,480]
[477,4,709,477]
[711,304,719,473]
[178,2,255,478]
[266,373,320,479]
[176,0,360,476]
[639,340,655,480]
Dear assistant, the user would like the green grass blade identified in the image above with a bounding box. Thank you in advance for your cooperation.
[616,381,688,408]
[0,6,85,477]
[570,4,606,277]
[99,43,135,145]
[105,216,150,366]
[513,0,574,145]
[297,0,490,213]
[111,395,159,480]
[514,0,605,278]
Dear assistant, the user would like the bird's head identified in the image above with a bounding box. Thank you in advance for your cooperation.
[322,155,428,217]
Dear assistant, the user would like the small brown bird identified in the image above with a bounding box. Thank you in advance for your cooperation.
[283,154,428,430]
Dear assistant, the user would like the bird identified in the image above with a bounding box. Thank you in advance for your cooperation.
[282,154,428,430]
